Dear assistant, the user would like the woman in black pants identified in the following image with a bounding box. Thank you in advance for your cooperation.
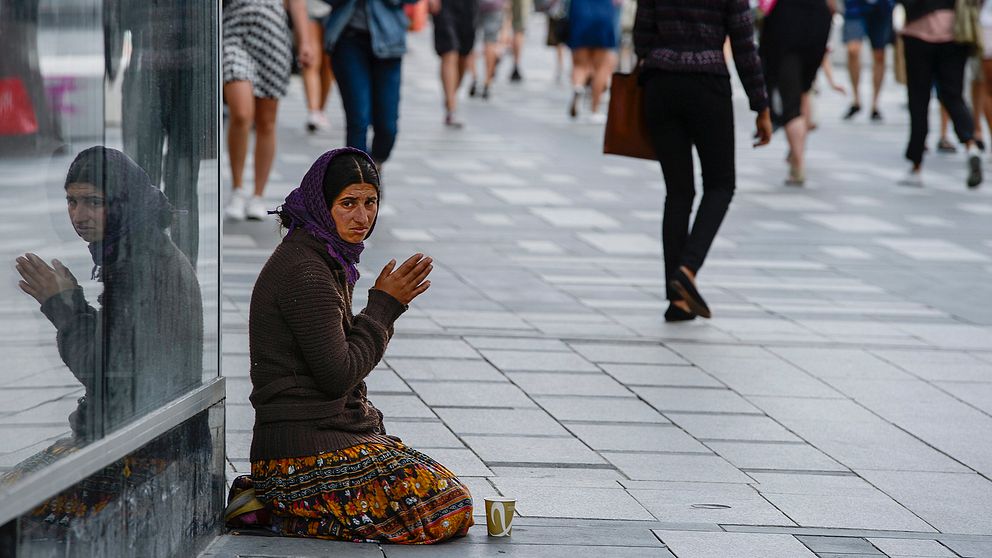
[760,0,834,186]
[633,0,772,321]
[899,0,983,188]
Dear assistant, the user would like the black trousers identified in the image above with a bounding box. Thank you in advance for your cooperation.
[643,71,735,300]
[903,36,974,166]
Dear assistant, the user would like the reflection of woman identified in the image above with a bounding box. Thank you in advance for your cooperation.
[759,0,833,186]
[233,148,473,543]
[14,147,203,441]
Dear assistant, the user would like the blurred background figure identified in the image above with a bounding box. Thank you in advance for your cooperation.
[223,0,313,222]
[474,0,508,98]
[567,0,619,122]
[303,0,336,133]
[106,0,216,265]
[898,0,982,188]
[841,0,895,121]
[759,0,834,186]
[431,0,478,127]
[509,0,531,81]
[544,0,568,82]
[324,0,418,166]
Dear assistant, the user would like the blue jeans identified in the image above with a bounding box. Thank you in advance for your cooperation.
[331,30,402,163]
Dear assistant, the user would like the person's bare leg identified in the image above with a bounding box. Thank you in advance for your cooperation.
[223,81,254,192]
[252,97,280,197]
[570,49,591,116]
[785,114,808,177]
[846,40,862,110]
[303,19,324,112]
[485,42,499,86]
[458,52,474,86]
[319,49,334,110]
[940,106,951,145]
[871,47,885,113]
[555,44,564,82]
[440,51,460,114]
[589,49,615,114]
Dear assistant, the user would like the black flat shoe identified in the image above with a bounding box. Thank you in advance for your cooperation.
[665,303,697,322]
[669,269,712,319]
[843,104,861,120]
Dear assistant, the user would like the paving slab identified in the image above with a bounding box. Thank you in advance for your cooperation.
[568,343,688,365]
[568,423,711,453]
[408,381,536,408]
[435,407,571,436]
[536,395,670,424]
[487,479,655,521]
[666,413,801,443]
[629,483,795,527]
[632,387,762,414]
[705,441,848,472]
[655,531,818,558]
[857,470,992,535]
[795,535,882,555]
[479,349,600,373]
[462,435,606,465]
[604,452,753,483]
[867,538,956,557]
[505,372,634,397]
[385,357,507,381]
[600,364,724,388]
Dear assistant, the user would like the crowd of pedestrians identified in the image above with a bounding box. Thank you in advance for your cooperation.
[217,0,991,545]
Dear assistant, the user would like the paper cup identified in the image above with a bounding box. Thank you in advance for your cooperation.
[484,497,516,537]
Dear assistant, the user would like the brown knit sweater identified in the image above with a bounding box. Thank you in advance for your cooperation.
[248,229,407,461]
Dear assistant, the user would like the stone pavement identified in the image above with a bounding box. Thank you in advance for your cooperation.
[206,21,992,558]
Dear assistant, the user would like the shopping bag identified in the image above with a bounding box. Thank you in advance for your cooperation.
[405,0,428,32]
[603,71,655,160]
[0,77,39,136]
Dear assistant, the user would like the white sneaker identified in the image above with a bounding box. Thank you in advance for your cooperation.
[245,196,268,221]
[225,190,248,221]
[306,111,329,133]
[586,112,607,124]
[898,169,923,187]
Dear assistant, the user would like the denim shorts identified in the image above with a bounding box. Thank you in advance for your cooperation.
[843,7,894,50]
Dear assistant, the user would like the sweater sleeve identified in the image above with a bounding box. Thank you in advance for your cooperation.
[40,287,102,393]
[725,0,769,112]
[277,260,405,399]
[632,0,655,59]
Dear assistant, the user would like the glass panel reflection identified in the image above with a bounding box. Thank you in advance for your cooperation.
[0,0,218,490]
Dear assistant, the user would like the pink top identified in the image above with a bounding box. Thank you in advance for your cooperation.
[902,9,955,43]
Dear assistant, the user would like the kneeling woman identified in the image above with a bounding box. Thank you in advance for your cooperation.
[240,148,473,543]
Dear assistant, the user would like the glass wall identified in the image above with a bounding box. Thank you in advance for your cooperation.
[0,0,220,528]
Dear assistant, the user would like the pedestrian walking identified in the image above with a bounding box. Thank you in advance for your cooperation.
[567,0,620,122]
[898,0,983,188]
[842,0,895,121]
[224,0,314,221]
[509,0,531,81]
[431,0,478,127]
[325,0,417,165]
[633,0,773,321]
[545,0,568,82]
[302,0,336,133]
[227,148,474,543]
[759,0,834,186]
[475,0,508,98]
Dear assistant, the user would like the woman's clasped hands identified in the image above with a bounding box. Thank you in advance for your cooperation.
[374,253,433,305]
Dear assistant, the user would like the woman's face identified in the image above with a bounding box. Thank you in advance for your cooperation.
[331,183,378,243]
[66,182,107,243]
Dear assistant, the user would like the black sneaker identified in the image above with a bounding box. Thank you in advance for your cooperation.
[510,67,522,82]
[481,85,490,100]
[469,81,478,97]
[937,138,958,153]
[664,303,697,323]
[870,109,883,122]
[843,105,861,120]
[977,139,986,151]
[967,152,983,188]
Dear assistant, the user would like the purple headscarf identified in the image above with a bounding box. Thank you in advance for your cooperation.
[277,148,379,286]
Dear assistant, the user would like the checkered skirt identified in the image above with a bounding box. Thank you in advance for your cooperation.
[223,0,293,98]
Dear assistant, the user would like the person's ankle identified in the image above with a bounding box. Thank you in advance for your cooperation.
[679,266,696,282]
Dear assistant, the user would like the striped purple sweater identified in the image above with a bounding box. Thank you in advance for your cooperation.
[633,0,769,112]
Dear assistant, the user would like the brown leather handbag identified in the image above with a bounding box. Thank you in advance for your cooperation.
[603,71,656,161]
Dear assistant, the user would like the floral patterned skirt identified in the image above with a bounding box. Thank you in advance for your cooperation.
[247,442,474,544]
